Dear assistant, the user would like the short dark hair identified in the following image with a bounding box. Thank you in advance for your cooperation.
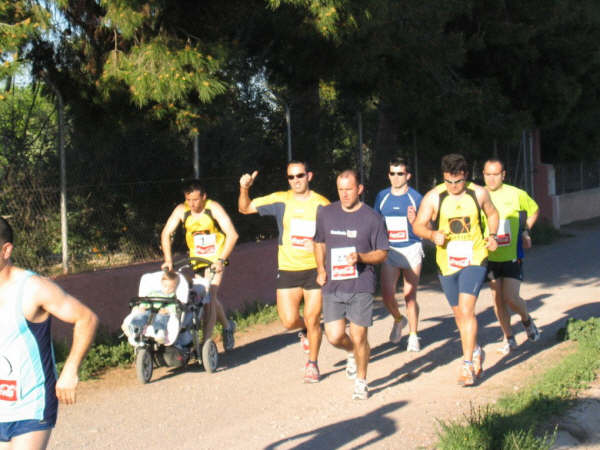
[182,179,206,196]
[287,160,310,173]
[0,218,13,245]
[162,270,179,282]
[483,158,505,171]
[337,169,359,184]
[441,153,468,176]
[389,157,410,173]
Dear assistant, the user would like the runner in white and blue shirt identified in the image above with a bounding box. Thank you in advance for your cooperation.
[373,157,424,351]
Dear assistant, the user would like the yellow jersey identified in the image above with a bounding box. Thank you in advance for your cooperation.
[182,199,225,267]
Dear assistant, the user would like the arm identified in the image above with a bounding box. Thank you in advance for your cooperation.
[477,186,499,251]
[413,190,446,246]
[26,277,98,405]
[160,204,186,271]
[351,249,388,265]
[210,201,239,272]
[238,170,259,214]
[314,242,327,286]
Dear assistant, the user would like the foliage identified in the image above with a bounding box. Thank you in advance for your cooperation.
[436,317,600,449]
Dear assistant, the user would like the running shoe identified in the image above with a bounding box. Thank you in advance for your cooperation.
[473,347,485,378]
[389,316,408,344]
[406,334,421,352]
[298,331,309,354]
[223,320,236,351]
[303,361,320,383]
[457,364,476,386]
[346,353,357,380]
[497,336,517,355]
[524,318,540,342]
[352,378,369,400]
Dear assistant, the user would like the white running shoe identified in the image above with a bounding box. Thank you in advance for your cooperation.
[389,316,408,344]
[352,378,369,400]
[406,334,421,352]
[497,336,517,355]
[346,353,357,380]
[524,319,540,342]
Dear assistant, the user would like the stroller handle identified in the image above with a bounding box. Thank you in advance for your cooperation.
[172,256,229,273]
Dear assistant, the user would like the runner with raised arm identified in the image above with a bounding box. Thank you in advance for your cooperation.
[0,218,98,449]
[482,159,541,354]
[161,180,238,351]
[413,154,499,386]
[374,157,424,350]
[239,161,329,383]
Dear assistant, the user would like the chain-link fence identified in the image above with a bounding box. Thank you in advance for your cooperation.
[0,176,282,276]
[554,161,600,195]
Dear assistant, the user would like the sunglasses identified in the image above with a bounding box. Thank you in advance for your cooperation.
[389,171,406,176]
[444,178,466,185]
[287,173,307,180]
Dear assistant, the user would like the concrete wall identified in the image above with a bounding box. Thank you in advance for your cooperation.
[551,187,600,227]
[52,239,278,342]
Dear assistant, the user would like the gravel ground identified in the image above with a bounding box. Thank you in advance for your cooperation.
[49,221,600,449]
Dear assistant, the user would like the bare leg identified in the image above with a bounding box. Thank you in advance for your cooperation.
[489,278,513,338]
[276,288,306,330]
[452,293,478,362]
[349,323,370,380]
[502,278,529,322]
[402,264,422,334]
[303,288,323,362]
[324,319,353,352]
[380,263,402,321]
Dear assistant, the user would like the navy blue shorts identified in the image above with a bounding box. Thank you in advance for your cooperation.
[438,265,487,307]
[0,416,56,442]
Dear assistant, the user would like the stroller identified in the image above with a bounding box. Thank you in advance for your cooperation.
[122,258,219,383]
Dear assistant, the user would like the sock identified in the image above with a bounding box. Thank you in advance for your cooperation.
[463,360,473,366]
[473,346,481,357]
[522,317,531,327]
[307,359,317,366]
[409,332,418,337]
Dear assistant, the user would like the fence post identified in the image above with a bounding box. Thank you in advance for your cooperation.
[285,104,292,162]
[45,78,69,274]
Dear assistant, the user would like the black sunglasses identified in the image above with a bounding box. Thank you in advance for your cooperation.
[444,178,466,185]
[287,173,307,180]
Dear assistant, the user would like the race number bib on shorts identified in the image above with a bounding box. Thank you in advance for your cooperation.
[0,379,17,402]
[331,247,357,280]
[193,233,216,256]
[496,219,512,247]
[290,219,316,250]
[385,216,409,243]
[447,240,473,269]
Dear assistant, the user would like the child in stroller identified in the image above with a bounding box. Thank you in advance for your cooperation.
[122,270,187,347]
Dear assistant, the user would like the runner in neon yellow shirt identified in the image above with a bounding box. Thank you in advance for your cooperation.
[483,159,541,355]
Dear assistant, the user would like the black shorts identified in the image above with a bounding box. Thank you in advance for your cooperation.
[487,260,523,281]
[276,269,320,290]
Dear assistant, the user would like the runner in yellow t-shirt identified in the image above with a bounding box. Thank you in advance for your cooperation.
[161,179,238,351]
[483,159,541,355]
[239,161,329,383]
[413,154,499,386]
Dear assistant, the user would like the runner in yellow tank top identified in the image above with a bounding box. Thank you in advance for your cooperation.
[434,181,488,275]
[161,180,239,352]
[239,161,330,383]
[413,154,499,387]
[182,199,226,267]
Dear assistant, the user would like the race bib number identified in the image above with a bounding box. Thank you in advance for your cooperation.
[0,379,17,402]
[496,219,512,247]
[385,216,409,243]
[447,241,473,269]
[290,219,316,250]
[193,233,216,256]
[331,247,358,280]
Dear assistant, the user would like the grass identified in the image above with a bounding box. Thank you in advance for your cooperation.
[436,317,600,449]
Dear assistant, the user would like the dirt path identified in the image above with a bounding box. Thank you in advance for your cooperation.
[49,221,600,449]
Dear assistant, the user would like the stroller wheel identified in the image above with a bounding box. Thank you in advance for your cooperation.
[202,339,218,373]
[135,348,153,383]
